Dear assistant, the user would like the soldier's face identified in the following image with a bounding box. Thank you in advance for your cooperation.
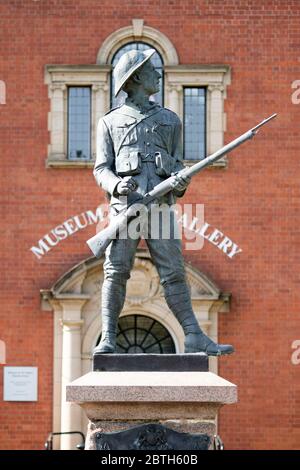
[138,60,161,96]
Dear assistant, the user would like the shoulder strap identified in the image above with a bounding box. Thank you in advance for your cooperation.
[115,107,162,156]
[104,105,121,116]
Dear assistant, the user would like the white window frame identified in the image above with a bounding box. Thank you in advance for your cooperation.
[165,65,230,166]
[45,65,110,168]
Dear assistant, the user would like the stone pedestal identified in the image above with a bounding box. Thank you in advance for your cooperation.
[67,354,237,450]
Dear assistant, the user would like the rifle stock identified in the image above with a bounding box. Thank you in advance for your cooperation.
[87,114,277,258]
[87,203,142,257]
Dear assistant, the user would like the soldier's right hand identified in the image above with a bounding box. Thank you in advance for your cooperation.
[116,177,138,195]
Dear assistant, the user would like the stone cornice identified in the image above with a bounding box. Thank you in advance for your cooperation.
[165,64,230,73]
[45,64,111,74]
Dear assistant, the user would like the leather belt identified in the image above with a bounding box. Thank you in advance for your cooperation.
[139,153,155,163]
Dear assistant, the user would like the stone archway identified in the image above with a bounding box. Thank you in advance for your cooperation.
[96,19,179,66]
[41,249,230,449]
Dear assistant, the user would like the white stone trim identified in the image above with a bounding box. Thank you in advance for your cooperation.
[132,19,144,37]
[59,298,87,450]
[52,304,63,449]
[44,65,110,167]
[0,339,6,364]
[96,19,179,65]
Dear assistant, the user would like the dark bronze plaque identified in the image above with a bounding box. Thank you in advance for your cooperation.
[95,423,211,450]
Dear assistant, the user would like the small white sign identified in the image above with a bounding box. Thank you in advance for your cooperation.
[3,367,38,401]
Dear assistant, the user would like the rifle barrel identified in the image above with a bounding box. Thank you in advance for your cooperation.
[182,113,277,178]
[87,113,277,258]
[251,113,277,133]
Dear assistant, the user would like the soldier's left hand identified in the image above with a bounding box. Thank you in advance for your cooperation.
[170,172,191,191]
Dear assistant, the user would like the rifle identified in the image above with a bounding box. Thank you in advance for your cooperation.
[87,113,277,258]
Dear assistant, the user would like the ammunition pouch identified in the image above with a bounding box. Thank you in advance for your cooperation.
[115,149,176,178]
[115,150,142,176]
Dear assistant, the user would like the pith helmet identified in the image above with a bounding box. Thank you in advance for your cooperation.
[113,48,156,97]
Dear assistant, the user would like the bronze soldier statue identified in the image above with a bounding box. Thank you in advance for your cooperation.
[93,48,234,356]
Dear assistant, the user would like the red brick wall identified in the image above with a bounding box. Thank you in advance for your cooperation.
[1,0,299,449]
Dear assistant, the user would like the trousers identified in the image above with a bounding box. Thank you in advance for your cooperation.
[96,204,234,356]
[103,204,186,285]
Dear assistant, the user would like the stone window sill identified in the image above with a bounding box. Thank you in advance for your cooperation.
[46,159,95,169]
[183,157,228,169]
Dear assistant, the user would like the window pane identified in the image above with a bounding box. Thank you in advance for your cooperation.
[68,87,91,160]
[184,87,206,160]
[111,42,164,108]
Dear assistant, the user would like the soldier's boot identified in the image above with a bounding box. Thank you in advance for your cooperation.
[93,279,126,354]
[163,281,234,356]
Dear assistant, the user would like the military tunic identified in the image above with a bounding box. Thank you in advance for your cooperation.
[93,101,186,285]
[94,102,186,209]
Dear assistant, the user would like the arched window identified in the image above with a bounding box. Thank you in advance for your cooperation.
[96,314,175,354]
[111,42,164,108]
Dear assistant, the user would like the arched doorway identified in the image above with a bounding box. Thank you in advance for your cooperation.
[41,248,230,448]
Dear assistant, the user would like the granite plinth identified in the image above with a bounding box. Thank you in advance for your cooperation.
[67,365,237,450]
[93,353,208,372]
[67,371,237,404]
